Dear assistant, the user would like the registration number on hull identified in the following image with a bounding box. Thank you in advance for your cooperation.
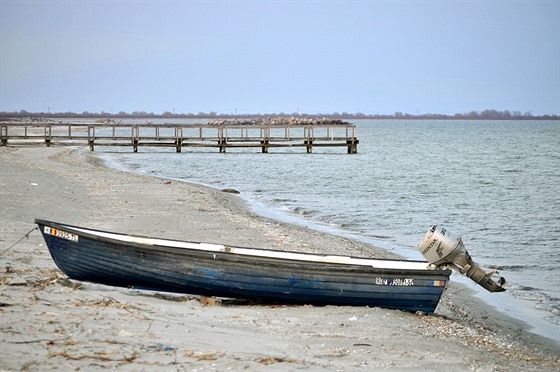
[376,277,414,286]
[44,226,79,242]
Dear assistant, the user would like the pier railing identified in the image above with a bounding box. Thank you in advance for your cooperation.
[0,122,358,153]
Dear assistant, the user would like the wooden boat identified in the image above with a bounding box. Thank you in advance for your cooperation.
[35,219,452,313]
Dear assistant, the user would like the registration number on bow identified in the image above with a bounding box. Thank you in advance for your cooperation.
[44,226,79,242]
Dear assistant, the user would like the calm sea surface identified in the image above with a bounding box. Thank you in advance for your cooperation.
[99,119,559,340]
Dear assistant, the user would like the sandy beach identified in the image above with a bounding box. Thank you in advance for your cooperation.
[1,147,558,371]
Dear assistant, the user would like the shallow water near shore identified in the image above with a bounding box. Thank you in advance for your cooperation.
[100,119,559,341]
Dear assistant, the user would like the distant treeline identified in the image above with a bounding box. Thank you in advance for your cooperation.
[0,109,558,120]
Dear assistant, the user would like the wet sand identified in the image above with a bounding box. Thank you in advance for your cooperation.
[1,147,558,371]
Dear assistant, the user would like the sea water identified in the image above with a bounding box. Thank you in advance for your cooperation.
[99,119,559,341]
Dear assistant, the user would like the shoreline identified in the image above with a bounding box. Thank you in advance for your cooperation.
[102,150,560,342]
[1,147,558,370]
[243,198,560,342]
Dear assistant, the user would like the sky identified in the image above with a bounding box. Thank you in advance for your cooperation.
[1,0,559,116]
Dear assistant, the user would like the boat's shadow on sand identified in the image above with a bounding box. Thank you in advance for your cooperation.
[133,290,318,308]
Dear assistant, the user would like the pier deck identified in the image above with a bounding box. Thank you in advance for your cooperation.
[0,122,358,154]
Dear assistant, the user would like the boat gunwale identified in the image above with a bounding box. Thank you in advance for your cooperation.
[35,219,448,273]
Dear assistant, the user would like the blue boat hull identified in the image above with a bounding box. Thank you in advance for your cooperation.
[35,219,451,313]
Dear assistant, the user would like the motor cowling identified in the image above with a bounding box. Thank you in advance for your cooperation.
[418,226,505,293]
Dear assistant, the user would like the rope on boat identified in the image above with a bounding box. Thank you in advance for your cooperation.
[1,226,38,255]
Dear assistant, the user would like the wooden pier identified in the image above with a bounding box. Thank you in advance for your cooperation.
[0,121,359,154]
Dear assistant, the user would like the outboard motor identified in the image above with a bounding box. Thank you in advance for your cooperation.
[418,226,505,292]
